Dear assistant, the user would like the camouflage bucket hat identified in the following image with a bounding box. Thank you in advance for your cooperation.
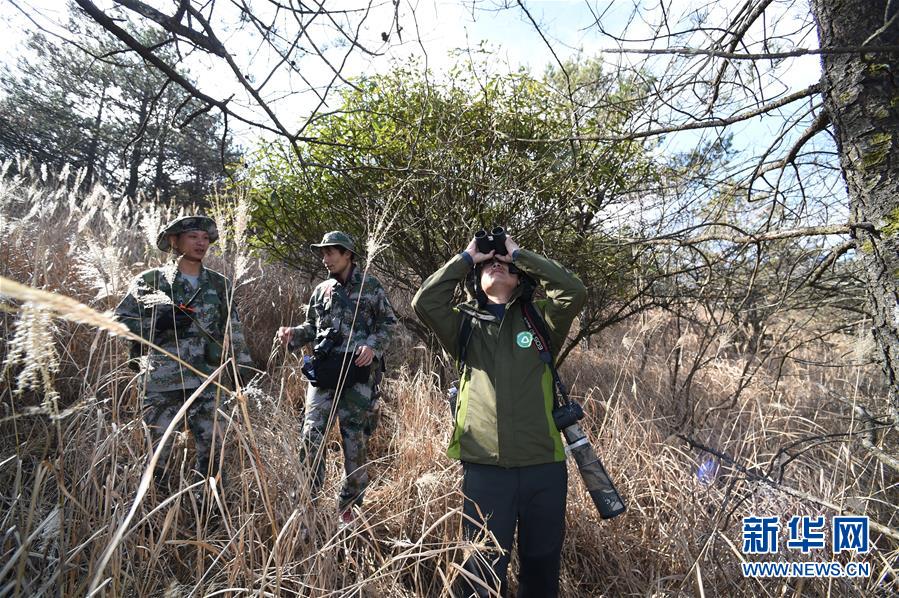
[310,231,357,256]
[156,215,219,252]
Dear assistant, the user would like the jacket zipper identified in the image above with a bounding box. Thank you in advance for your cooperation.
[493,301,512,462]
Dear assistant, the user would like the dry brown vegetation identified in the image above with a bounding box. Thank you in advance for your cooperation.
[1,160,897,596]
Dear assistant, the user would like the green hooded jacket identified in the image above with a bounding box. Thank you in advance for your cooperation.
[412,249,587,467]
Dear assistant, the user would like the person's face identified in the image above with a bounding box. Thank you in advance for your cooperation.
[320,246,352,274]
[480,259,519,296]
[171,230,210,261]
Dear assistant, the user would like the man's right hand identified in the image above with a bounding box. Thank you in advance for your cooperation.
[465,238,496,264]
[277,326,294,346]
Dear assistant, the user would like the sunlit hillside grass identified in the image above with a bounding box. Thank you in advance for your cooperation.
[1,159,896,596]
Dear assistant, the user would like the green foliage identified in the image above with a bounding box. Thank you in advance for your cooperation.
[248,56,660,347]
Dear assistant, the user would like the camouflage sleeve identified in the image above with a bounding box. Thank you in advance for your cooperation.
[288,291,318,350]
[114,273,154,339]
[364,281,397,359]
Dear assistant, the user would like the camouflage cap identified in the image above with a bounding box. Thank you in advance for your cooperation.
[310,231,357,255]
[156,215,219,252]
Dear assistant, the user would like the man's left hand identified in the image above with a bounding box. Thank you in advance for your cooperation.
[496,235,521,262]
[355,345,374,367]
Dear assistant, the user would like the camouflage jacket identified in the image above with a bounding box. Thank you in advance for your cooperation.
[115,264,254,392]
[289,265,396,360]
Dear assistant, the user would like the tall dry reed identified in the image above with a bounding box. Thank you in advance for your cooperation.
[1,160,896,596]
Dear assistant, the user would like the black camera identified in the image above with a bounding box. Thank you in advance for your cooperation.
[302,328,339,384]
[552,401,584,430]
[302,328,371,389]
[475,226,508,256]
[312,327,339,357]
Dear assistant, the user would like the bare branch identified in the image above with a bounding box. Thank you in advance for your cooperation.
[854,405,899,473]
[627,223,868,247]
[705,0,778,113]
[807,240,857,286]
[598,44,899,60]
[677,434,899,542]
[181,2,302,149]
[71,0,314,143]
[112,0,227,57]
[506,83,821,142]
[753,110,830,179]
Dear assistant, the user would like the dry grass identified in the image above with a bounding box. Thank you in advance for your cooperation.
[1,160,897,596]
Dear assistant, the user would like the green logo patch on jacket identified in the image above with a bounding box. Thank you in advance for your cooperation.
[516,331,534,348]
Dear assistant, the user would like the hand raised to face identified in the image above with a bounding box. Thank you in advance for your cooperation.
[493,235,520,263]
[465,238,496,264]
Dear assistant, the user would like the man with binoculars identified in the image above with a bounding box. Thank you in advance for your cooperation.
[277,231,397,524]
[412,228,587,598]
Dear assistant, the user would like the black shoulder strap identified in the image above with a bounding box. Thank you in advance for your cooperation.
[520,302,570,409]
[522,301,552,353]
[521,303,549,361]
[457,314,474,370]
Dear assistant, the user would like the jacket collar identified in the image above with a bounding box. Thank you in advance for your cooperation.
[329,263,362,288]
[169,260,208,285]
[459,284,524,322]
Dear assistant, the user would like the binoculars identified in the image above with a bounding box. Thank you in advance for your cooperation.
[475,227,508,256]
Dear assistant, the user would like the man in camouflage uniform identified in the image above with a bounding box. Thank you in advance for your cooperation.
[115,215,254,484]
[277,231,396,522]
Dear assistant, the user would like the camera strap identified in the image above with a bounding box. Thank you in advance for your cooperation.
[455,302,570,409]
[520,302,570,409]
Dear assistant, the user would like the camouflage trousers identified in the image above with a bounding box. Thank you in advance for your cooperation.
[301,376,380,512]
[143,387,222,479]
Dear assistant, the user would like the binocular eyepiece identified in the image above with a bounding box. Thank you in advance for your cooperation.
[475,226,508,256]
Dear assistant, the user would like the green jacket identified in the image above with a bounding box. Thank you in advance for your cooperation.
[412,249,587,467]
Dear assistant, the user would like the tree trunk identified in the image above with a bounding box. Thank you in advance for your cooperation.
[154,123,168,194]
[84,86,106,189]
[124,94,149,198]
[812,0,899,422]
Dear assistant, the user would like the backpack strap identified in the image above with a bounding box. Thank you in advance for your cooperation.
[457,314,474,371]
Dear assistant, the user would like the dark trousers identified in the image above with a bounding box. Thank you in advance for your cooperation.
[457,461,567,598]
